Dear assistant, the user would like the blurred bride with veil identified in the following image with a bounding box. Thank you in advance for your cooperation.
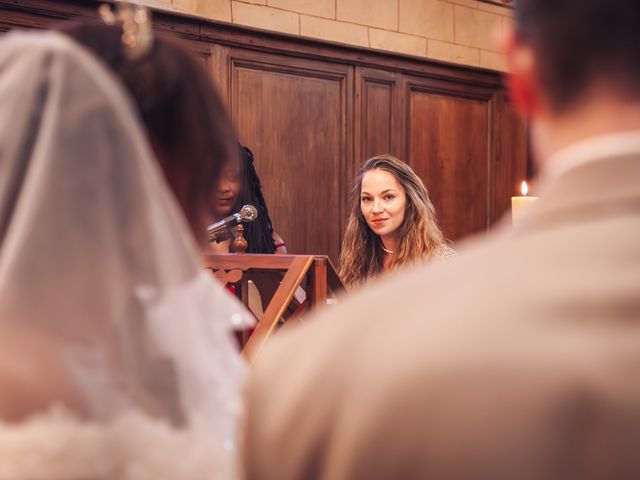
[0,15,251,480]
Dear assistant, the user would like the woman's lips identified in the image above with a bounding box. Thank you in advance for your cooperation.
[371,218,387,226]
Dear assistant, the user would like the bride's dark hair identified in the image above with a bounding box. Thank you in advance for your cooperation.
[62,22,238,241]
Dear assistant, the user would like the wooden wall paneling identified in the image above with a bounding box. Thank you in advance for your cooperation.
[186,38,214,67]
[0,0,528,251]
[404,76,497,242]
[354,67,405,165]
[227,49,353,264]
[186,40,233,115]
[208,43,231,110]
[492,93,528,225]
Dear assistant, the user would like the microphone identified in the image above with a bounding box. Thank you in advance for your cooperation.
[207,204,258,243]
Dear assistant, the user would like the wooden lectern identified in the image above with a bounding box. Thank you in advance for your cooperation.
[203,253,344,364]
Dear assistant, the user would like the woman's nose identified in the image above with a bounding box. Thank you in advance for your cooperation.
[372,199,384,213]
[219,181,231,193]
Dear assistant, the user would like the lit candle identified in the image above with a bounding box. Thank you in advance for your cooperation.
[511,181,538,225]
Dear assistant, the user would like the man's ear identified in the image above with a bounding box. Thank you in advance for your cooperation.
[503,24,539,117]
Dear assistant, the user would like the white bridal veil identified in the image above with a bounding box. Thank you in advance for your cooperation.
[0,31,250,479]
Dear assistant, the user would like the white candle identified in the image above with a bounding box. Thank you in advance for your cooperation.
[511,181,538,225]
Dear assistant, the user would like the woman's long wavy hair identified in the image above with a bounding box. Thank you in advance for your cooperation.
[62,22,238,242]
[338,155,446,286]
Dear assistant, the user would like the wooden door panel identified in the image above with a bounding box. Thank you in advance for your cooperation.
[355,68,404,164]
[493,97,528,225]
[229,51,352,264]
[363,81,392,158]
[407,85,493,241]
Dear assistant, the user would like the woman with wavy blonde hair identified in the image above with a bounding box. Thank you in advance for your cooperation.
[339,155,455,286]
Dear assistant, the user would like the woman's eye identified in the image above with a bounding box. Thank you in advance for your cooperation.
[361,197,371,203]
[384,195,395,201]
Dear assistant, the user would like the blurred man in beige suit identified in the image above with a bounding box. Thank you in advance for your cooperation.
[244,1,640,478]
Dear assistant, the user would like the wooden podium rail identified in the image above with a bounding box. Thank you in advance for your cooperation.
[203,253,344,364]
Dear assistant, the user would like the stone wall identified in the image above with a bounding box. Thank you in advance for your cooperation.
[141,0,512,71]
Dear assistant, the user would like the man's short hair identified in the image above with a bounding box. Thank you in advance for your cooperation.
[515,0,640,113]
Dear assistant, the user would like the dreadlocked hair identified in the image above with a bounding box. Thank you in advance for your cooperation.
[235,146,277,254]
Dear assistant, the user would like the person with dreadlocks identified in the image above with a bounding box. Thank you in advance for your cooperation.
[209,146,287,254]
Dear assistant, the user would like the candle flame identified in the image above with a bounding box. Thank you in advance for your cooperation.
[521,181,529,196]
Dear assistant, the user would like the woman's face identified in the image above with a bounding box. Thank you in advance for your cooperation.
[360,168,407,240]
[213,165,242,218]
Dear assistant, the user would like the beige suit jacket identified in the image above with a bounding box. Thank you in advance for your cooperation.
[244,151,640,480]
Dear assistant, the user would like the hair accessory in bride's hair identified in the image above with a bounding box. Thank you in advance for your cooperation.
[99,2,153,60]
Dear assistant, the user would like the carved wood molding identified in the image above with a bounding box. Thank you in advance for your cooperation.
[478,0,514,7]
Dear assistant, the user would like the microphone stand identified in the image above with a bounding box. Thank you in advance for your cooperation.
[207,204,258,243]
